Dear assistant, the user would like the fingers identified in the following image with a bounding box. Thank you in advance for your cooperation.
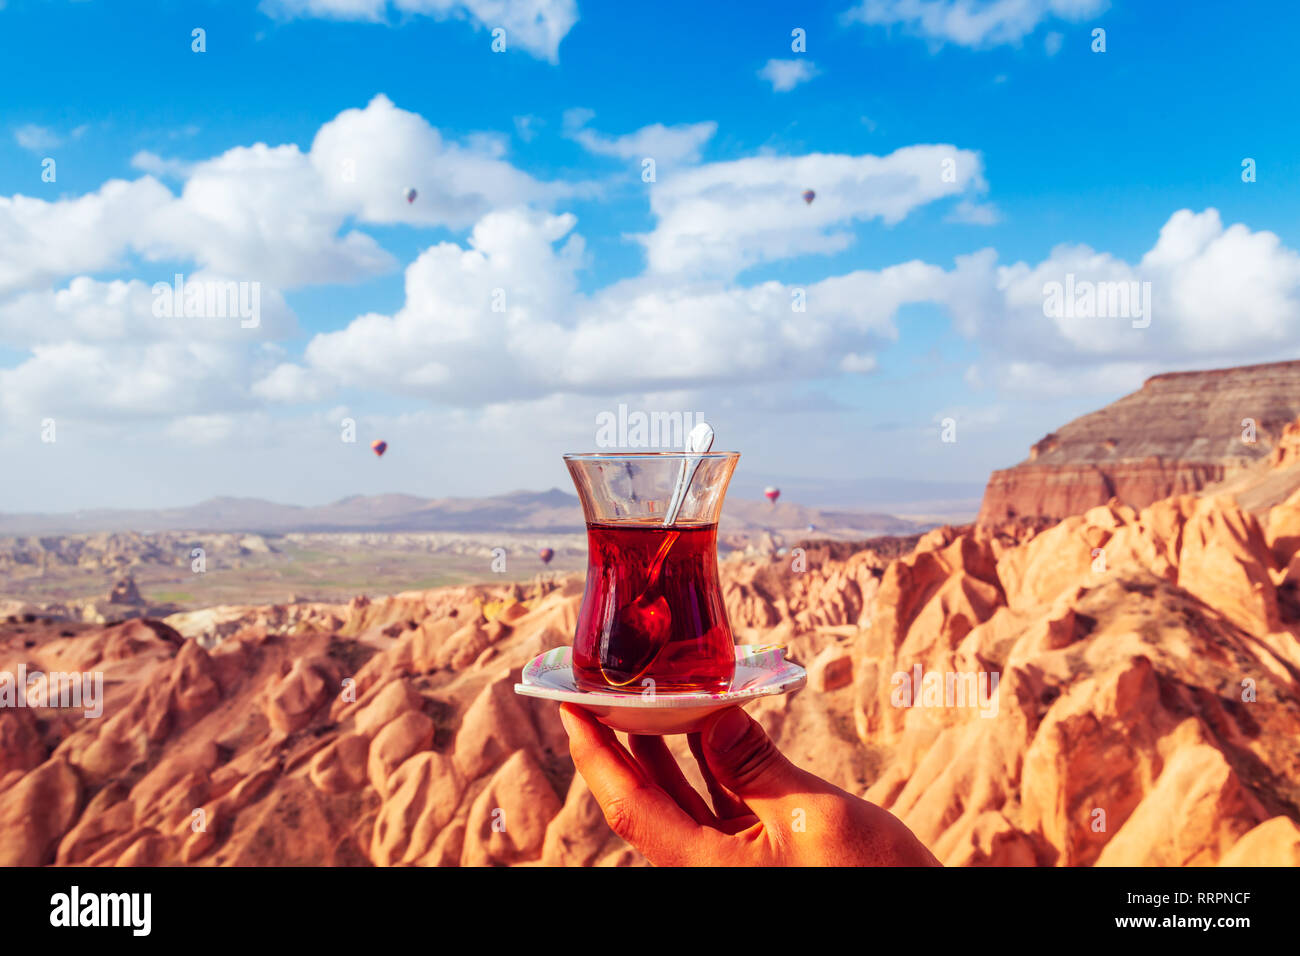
[687,732,752,820]
[627,734,718,826]
[696,707,824,828]
[559,704,731,866]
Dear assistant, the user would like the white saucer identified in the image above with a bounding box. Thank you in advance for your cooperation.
[513,644,806,735]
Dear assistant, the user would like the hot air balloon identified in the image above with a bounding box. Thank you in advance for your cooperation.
[538,547,555,565]
[802,189,815,205]
[764,486,780,504]
[370,440,387,457]
[404,187,418,204]
[806,523,816,533]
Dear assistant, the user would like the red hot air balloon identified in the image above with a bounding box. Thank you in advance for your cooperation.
[764,486,780,504]
[370,440,387,457]
[802,189,815,205]
[538,547,555,565]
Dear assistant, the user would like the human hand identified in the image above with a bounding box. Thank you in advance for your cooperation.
[558,703,941,867]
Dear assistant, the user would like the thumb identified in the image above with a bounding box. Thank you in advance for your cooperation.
[700,707,818,819]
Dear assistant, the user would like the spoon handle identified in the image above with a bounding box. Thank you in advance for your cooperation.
[661,458,693,527]
[662,422,714,527]
[645,529,677,580]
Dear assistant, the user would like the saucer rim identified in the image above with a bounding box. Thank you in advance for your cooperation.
[513,644,807,709]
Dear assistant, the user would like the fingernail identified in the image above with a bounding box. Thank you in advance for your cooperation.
[707,708,749,753]
[558,706,574,735]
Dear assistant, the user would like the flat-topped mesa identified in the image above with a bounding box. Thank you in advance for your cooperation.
[978,359,1300,526]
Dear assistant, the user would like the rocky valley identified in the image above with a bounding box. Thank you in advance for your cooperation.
[2,473,1298,865]
[2,365,1299,867]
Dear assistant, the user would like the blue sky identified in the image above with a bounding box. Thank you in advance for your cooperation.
[2,0,1299,513]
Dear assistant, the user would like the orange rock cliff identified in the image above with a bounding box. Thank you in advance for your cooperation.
[977,360,1300,526]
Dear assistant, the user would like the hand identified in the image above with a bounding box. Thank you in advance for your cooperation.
[558,703,941,867]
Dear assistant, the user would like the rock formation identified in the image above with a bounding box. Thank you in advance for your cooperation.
[108,577,144,606]
[855,491,1300,866]
[978,360,1300,526]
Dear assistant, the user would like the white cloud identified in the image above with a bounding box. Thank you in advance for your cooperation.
[261,0,386,19]
[844,0,1107,48]
[840,352,879,373]
[758,58,820,92]
[561,107,595,130]
[0,275,299,425]
[513,114,543,142]
[0,178,175,297]
[13,123,87,152]
[308,94,550,229]
[0,275,296,348]
[150,141,396,286]
[946,198,1000,224]
[130,150,196,179]
[266,209,954,407]
[639,145,987,276]
[259,0,579,62]
[0,95,559,296]
[0,153,390,297]
[0,339,262,423]
[945,209,1300,393]
[0,95,575,431]
[14,124,62,152]
[567,116,717,165]
[10,88,1297,498]
[1044,30,1063,55]
[252,363,333,403]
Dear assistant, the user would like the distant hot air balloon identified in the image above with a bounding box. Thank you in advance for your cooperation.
[371,440,387,457]
[538,547,555,565]
[802,189,815,205]
[764,486,780,504]
[404,187,418,204]
[806,523,816,533]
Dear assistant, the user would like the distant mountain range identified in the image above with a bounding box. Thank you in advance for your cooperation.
[0,489,931,537]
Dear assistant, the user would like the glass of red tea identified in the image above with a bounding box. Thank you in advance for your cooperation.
[564,451,740,694]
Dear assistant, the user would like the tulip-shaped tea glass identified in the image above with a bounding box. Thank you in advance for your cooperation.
[564,452,740,694]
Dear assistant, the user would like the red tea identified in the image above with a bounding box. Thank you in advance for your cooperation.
[572,521,735,694]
